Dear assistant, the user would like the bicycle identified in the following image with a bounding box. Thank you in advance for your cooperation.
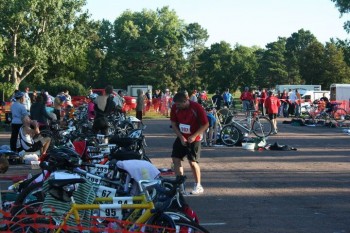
[303,102,347,125]
[220,110,272,146]
[8,174,209,233]
[9,174,172,232]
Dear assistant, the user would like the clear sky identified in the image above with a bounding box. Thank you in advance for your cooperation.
[85,0,349,48]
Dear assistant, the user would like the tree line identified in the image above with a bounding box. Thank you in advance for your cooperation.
[1,0,350,99]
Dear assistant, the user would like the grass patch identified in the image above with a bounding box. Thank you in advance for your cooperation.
[127,110,169,120]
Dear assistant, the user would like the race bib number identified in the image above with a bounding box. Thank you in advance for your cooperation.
[179,124,191,134]
[95,164,109,174]
[86,173,102,184]
[96,185,117,198]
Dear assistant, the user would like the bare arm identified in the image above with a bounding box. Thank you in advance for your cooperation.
[27,120,40,136]
[188,122,209,144]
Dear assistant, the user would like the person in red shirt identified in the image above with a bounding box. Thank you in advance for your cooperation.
[259,88,267,116]
[264,91,281,134]
[240,87,254,116]
[170,91,209,195]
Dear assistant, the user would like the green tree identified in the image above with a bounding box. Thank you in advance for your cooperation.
[331,0,350,32]
[332,38,350,66]
[111,7,186,91]
[231,45,259,90]
[299,41,325,85]
[322,42,350,88]
[184,22,209,86]
[0,0,94,89]
[199,41,234,92]
[285,29,317,84]
[256,38,288,88]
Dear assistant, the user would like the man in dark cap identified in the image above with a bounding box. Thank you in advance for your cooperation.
[10,91,29,151]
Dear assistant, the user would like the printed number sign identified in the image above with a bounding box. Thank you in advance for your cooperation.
[99,199,131,219]
[86,173,102,184]
[179,123,191,134]
[96,185,117,198]
[95,164,109,174]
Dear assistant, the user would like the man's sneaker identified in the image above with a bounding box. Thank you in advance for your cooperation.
[191,185,204,195]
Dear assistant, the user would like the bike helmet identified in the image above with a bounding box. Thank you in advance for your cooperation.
[46,147,81,171]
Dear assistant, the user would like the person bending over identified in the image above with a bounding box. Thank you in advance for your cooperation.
[170,92,209,195]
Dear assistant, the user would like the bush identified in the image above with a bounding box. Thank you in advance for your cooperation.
[46,77,87,96]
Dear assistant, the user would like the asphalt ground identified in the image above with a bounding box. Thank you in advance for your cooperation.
[1,118,350,233]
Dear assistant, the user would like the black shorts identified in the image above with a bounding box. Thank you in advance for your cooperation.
[171,137,201,162]
[27,141,43,152]
[268,113,277,120]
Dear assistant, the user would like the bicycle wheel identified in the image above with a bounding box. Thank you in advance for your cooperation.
[9,215,51,233]
[220,125,242,146]
[333,108,347,122]
[11,182,44,218]
[174,220,210,233]
[252,116,272,137]
[145,213,176,232]
[10,201,43,222]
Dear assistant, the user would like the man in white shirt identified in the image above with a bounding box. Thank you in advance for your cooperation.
[24,87,31,111]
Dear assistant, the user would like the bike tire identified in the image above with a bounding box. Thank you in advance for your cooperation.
[333,108,347,122]
[252,116,272,137]
[220,125,242,146]
[165,210,197,223]
[10,201,44,222]
[145,213,176,232]
[9,217,52,233]
[11,182,44,218]
[173,219,210,233]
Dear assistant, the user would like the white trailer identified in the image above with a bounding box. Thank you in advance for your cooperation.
[127,85,152,97]
[275,85,321,95]
[330,84,350,111]
[330,84,350,101]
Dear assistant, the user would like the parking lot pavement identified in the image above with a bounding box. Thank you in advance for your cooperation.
[143,118,350,233]
[1,118,350,233]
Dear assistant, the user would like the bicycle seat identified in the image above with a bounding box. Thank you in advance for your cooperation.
[48,178,86,189]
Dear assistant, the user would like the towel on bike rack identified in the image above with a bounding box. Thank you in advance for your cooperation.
[116,160,160,181]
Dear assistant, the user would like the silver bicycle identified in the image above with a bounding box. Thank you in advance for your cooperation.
[220,110,272,146]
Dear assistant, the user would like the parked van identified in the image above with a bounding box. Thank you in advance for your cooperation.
[301,91,330,103]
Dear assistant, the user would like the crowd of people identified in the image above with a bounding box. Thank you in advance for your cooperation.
[6,85,317,196]
[8,88,82,155]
